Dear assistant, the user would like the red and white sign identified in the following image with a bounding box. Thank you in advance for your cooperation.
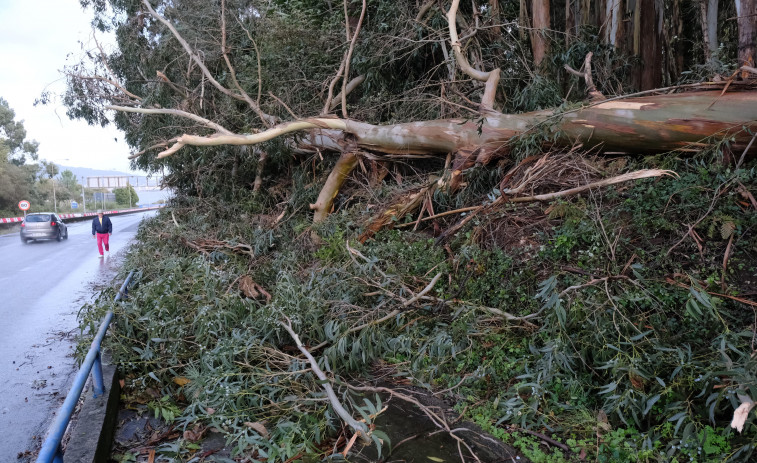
[18,200,30,211]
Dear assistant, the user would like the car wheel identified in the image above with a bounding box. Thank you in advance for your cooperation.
[56,230,63,242]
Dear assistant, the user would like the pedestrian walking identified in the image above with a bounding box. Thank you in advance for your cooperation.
[92,209,113,258]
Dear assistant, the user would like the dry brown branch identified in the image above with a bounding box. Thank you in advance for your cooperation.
[239,275,272,302]
[721,233,735,288]
[665,277,757,307]
[180,237,254,257]
[406,169,676,229]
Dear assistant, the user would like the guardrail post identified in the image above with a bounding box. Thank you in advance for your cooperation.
[92,352,104,397]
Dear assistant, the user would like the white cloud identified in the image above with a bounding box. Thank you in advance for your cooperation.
[0,0,143,174]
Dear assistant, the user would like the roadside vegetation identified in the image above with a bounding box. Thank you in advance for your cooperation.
[80,145,757,462]
[0,98,143,217]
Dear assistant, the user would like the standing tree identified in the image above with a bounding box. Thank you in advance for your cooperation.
[113,184,139,206]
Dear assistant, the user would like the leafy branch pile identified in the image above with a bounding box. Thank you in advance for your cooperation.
[79,146,757,462]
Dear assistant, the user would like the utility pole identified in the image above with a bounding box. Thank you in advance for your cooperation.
[81,177,87,213]
[52,177,57,214]
[128,177,132,208]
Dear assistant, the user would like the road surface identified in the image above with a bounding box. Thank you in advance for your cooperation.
[0,211,155,462]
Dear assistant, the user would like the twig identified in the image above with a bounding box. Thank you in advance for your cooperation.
[667,183,724,256]
[141,0,273,127]
[341,0,367,118]
[268,92,298,120]
[403,272,442,306]
[345,383,483,463]
[563,52,605,100]
[736,131,757,169]
[721,233,735,289]
[433,373,474,396]
[507,425,571,453]
[279,318,370,442]
[665,278,757,307]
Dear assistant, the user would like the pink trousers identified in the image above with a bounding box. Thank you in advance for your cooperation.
[96,233,110,255]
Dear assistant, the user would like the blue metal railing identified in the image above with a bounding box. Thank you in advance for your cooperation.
[36,271,135,463]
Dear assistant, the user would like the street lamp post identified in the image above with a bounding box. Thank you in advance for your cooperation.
[81,176,87,213]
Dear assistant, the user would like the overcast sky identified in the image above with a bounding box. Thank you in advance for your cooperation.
[0,0,143,174]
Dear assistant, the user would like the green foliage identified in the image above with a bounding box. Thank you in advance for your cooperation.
[147,395,182,422]
[113,185,139,206]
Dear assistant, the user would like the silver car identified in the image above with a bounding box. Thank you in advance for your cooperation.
[20,213,69,243]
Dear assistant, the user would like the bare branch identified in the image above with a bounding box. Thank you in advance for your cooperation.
[127,139,177,159]
[278,318,370,443]
[106,105,234,135]
[563,52,605,101]
[446,0,500,110]
[329,75,366,112]
[341,0,367,118]
[155,118,349,157]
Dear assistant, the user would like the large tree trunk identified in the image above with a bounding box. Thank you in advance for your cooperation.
[150,89,757,222]
[738,0,757,73]
[636,0,663,90]
[700,0,719,62]
[531,0,550,67]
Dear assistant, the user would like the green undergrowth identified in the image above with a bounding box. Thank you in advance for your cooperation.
[79,154,757,462]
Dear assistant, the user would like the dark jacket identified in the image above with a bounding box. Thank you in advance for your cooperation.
[92,215,113,235]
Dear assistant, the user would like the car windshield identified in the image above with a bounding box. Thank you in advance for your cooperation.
[25,214,51,223]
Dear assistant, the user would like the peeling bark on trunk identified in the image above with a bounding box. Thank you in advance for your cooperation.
[310,151,359,223]
[738,0,757,74]
[636,0,663,90]
[531,0,550,67]
[344,90,757,160]
[699,0,719,63]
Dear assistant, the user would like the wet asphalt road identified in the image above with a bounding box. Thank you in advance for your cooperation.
[0,211,155,462]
